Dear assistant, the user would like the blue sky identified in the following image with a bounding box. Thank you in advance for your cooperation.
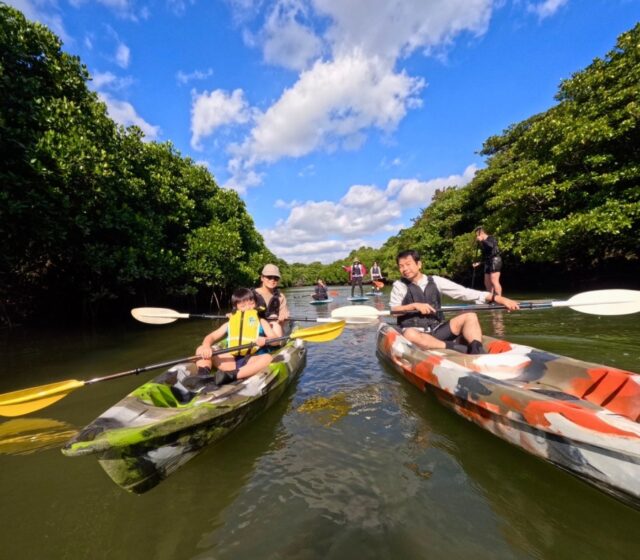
[9,0,640,263]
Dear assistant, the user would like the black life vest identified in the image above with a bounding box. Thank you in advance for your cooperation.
[315,285,328,299]
[253,288,281,320]
[351,264,364,278]
[397,276,445,330]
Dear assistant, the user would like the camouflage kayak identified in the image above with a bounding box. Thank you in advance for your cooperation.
[63,339,306,493]
[376,323,640,509]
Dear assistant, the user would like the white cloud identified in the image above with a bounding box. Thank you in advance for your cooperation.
[221,0,499,192]
[261,1,323,70]
[386,164,478,207]
[99,92,160,140]
[262,165,477,262]
[177,68,214,85]
[274,199,302,209]
[190,88,251,150]
[268,238,372,263]
[315,0,494,61]
[167,0,195,16]
[91,71,133,91]
[527,0,569,20]
[115,42,130,68]
[230,52,424,171]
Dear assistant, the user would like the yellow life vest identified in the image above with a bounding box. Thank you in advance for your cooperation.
[227,309,261,356]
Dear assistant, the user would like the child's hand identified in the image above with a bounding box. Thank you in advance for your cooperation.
[255,336,267,347]
[197,344,212,359]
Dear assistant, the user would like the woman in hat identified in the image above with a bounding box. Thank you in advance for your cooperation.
[253,264,289,337]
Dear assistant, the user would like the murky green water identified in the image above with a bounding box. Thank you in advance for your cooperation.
[1,287,639,559]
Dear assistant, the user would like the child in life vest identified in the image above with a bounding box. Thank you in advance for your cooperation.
[195,288,278,386]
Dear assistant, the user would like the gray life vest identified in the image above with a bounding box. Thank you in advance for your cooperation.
[397,276,445,330]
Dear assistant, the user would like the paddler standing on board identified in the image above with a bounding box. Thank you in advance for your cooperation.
[390,249,519,354]
[370,261,384,292]
[253,264,289,337]
[343,258,366,298]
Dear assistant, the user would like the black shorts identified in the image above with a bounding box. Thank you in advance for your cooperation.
[431,322,458,342]
[402,321,457,342]
[484,256,502,274]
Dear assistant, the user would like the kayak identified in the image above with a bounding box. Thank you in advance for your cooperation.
[62,339,307,493]
[376,322,640,509]
[347,296,369,302]
[310,298,333,305]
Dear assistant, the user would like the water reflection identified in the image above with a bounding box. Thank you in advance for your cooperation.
[0,417,77,455]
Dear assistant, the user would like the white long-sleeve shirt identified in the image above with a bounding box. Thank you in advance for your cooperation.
[390,274,489,308]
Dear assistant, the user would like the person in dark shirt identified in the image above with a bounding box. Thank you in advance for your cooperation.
[473,227,503,298]
[312,279,329,301]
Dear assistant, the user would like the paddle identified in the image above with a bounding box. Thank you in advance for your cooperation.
[330,289,640,323]
[0,321,346,417]
[131,307,341,326]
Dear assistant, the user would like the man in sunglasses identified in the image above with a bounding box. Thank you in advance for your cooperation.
[253,264,290,337]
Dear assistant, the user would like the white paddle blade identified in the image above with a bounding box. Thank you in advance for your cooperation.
[331,305,390,319]
[131,307,187,324]
[562,289,640,316]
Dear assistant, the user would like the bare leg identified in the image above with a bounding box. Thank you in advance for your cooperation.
[484,273,493,294]
[489,271,502,296]
[448,312,483,344]
[270,320,284,338]
[402,328,446,350]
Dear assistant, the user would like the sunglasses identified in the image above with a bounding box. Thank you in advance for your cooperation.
[263,275,280,281]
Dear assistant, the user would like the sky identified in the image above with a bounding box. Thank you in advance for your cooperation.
[7,0,640,263]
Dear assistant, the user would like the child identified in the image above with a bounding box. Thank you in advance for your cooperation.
[195,288,278,386]
[312,279,328,301]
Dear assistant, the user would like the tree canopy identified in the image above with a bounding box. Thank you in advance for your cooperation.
[0,5,275,323]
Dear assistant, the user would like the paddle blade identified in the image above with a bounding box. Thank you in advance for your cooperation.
[290,320,346,343]
[131,307,186,325]
[331,305,387,319]
[0,380,85,417]
[565,289,640,316]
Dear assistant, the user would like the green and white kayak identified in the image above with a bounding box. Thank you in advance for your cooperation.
[62,339,307,493]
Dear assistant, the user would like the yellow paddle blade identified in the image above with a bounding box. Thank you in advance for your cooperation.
[290,320,346,343]
[0,380,85,417]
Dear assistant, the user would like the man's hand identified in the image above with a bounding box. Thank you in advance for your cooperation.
[413,302,436,315]
[494,295,519,311]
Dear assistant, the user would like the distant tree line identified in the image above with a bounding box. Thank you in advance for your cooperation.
[289,24,640,291]
[0,5,276,324]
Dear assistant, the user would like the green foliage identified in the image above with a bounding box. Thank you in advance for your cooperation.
[0,5,271,322]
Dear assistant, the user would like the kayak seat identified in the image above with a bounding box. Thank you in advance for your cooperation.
[133,383,185,408]
[579,369,640,422]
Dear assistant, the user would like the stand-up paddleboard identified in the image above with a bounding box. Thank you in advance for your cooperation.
[310,298,333,305]
[366,291,383,296]
[347,296,369,302]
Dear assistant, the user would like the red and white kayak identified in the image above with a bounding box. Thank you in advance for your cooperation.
[376,322,640,509]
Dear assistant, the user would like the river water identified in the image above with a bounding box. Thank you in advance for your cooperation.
[1,287,639,559]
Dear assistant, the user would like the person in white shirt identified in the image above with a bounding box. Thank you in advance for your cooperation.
[390,249,519,354]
